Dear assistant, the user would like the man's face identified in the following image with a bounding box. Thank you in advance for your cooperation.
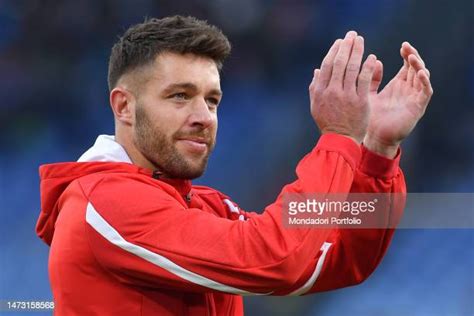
[132,52,221,179]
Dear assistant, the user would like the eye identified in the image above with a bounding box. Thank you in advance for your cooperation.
[206,98,220,108]
[170,92,188,100]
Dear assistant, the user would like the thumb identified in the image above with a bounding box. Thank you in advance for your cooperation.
[357,54,377,97]
[370,59,383,93]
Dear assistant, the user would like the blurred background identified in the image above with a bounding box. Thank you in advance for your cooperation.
[1,0,472,315]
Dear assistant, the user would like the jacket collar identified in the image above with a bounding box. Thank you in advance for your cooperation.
[78,135,132,163]
[78,135,192,196]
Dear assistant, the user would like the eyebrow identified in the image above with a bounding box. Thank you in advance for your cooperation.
[162,82,222,97]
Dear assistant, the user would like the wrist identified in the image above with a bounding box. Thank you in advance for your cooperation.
[321,130,362,145]
[363,137,399,159]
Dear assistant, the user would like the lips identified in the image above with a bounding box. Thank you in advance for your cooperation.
[178,137,208,145]
[176,137,210,154]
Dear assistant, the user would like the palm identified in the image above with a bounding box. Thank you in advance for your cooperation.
[366,49,433,146]
[368,76,427,144]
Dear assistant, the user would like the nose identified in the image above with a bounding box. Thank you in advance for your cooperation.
[187,98,215,129]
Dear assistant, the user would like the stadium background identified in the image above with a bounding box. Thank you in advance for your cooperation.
[0,0,472,315]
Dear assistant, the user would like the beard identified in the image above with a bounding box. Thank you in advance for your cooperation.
[133,104,215,179]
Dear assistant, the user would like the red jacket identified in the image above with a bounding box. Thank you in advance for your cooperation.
[37,134,405,315]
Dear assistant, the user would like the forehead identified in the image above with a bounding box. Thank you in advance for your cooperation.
[148,52,221,90]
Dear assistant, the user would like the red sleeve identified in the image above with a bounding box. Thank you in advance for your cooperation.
[82,134,361,295]
[285,144,406,295]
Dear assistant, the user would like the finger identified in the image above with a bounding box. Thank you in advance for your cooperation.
[315,39,342,90]
[370,59,383,93]
[343,35,365,91]
[416,69,433,115]
[396,47,409,80]
[409,54,427,86]
[414,71,422,91]
[408,54,425,88]
[357,54,377,97]
[408,54,429,77]
[417,69,433,97]
[329,30,357,89]
[414,69,431,91]
[407,61,416,87]
[310,68,320,91]
[401,42,426,67]
[408,54,425,72]
[314,68,320,82]
[403,42,431,84]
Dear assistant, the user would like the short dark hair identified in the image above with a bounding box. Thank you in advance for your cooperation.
[107,15,232,91]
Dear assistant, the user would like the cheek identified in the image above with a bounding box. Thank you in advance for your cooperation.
[210,116,218,137]
[149,106,184,134]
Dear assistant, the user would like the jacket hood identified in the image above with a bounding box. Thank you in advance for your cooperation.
[36,135,191,245]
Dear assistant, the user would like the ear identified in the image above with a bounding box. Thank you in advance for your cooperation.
[110,87,135,126]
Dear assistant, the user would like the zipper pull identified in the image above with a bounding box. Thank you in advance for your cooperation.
[152,170,162,179]
[185,193,192,203]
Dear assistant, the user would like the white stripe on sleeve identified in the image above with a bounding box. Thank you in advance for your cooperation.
[85,202,271,296]
[288,242,332,296]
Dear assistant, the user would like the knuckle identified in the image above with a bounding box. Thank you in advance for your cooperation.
[320,58,329,68]
[358,73,370,82]
[334,57,345,67]
[311,87,322,98]
[366,62,375,71]
[331,74,342,83]
[346,63,359,73]
[326,88,340,99]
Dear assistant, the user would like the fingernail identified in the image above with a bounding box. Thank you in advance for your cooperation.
[346,30,357,38]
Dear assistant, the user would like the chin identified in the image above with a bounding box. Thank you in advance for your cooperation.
[174,168,206,180]
[185,163,207,179]
[167,157,208,180]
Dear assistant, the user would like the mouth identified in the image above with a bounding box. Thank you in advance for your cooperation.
[176,137,209,154]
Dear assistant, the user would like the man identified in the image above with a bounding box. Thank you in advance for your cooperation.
[36,15,432,315]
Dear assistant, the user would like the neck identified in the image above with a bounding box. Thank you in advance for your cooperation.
[115,127,160,172]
